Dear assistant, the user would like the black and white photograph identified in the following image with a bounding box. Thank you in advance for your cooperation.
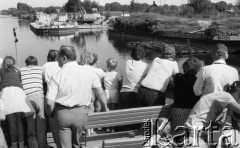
[0,0,240,147]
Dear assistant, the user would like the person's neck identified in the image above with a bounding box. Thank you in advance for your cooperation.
[213,58,226,63]
[108,69,115,72]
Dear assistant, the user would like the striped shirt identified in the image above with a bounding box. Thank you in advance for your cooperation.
[20,66,43,95]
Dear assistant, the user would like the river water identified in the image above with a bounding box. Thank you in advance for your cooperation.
[0,17,240,74]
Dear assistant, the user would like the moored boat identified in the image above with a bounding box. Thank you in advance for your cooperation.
[155,30,240,44]
[30,22,78,36]
[109,29,240,53]
[30,9,109,36]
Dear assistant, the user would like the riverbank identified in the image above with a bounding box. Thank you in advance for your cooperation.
[112,13,240,35]
[110,13,240,53]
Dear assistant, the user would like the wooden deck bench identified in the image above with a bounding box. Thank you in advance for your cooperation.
[84,104,172,148]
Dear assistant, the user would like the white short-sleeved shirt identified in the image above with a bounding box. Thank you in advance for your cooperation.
[104,71,122,90]
[141,57,179,92]
[185,91,236,129]
[194,60,239,97]
[0,58,3,68]
[42,62,61,85]
[0,100,4,111]
[121,60,149,93]
[84,65,105,82]
[46,62,101,107]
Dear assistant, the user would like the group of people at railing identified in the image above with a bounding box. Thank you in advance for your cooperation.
[0,42,239,148]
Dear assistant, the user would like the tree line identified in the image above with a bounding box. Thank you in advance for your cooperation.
[1,0,239,19]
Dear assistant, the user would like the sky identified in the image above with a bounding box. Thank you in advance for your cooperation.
[0,0,237,10]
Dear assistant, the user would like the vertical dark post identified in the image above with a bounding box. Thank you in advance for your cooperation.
[13,27,19,67]
[187,38,191,52]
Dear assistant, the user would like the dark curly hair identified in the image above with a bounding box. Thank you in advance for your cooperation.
[2,56,17,72]
[130,46,145,61]
[182,57,202,76]
[47,49,58,62]
[224,81,240,95]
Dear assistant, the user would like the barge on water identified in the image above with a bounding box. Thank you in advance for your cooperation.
[30,23,77,36]
[30,23,108,36]
[155,31,240,43]
[109,29,240,53]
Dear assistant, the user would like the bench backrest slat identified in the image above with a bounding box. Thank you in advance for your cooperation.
[89,105,168,118]
[86,105,171,129]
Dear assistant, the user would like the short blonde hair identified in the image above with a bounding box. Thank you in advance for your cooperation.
[106,58,117,71]
[162,44,176,59]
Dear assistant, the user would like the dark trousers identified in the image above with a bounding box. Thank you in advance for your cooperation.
[54,104,88,148]
[137,85,165,107]
[6,113,24,144]
[119,91,137,109]
[118,92,139,131]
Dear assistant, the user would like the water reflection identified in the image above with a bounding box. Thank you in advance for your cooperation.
[0,17,239,74]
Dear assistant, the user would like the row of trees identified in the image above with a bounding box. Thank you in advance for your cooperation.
[1,0,239,19]
[63,0,100,14]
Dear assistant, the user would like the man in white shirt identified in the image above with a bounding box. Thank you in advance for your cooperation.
[45,45,108,148]
[42,49,60,147]
[194,43,239,97]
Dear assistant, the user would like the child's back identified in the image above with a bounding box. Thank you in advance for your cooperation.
[104,59,122,109]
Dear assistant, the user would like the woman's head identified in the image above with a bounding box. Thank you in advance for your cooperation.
[130,46,145,61]
[161,44,176,59]
[47,49,58,62]
[79,50,93,65]
[224,81,240,102]
[182,57,202,76]
[2,56,16,72]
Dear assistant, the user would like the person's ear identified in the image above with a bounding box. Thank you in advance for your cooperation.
[62,56,67,62]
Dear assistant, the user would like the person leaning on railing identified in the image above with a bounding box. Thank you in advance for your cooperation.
[45,45,108,148]
[184,81,240,148]
[170,57,202,136]
[137,44,179,107]
[119,46,149,109]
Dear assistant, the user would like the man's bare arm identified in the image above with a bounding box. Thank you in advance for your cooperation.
[45,98,55,116]
[93,87,109,111]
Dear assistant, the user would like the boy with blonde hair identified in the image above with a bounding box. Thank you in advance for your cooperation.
[104,58,122,111]
[104,58,122,132]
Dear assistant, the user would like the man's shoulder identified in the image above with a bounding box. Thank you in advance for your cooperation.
[42,62,60,70]
[201,64,238,75]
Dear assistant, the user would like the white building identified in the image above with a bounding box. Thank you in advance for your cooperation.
[57,13,68,22]
[36,12,51,25]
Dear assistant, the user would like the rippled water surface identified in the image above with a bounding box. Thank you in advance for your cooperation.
[0,17,239,74]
